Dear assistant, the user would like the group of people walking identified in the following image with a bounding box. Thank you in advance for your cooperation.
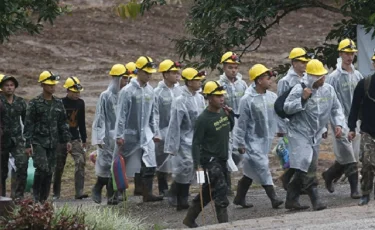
[0,38,375,228]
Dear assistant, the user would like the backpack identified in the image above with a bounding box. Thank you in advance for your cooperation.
[274,82,307,119]
[358,75,372,120]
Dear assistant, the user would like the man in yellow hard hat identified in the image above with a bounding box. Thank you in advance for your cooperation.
[91,64,126,205]
[277,47,312,191]
[323,38,364,199]
[53,77,88,200]
[120,62,138,89]
[348,50,375,205]
[183,81,234,227]
[232,64,283,210]
[164,67,206,210]
[154,59,183,203]
[24,71,72,202]
[0,75,27,198]
[115,56,163,202]
[218,51,247,196]
[284,59,345,211]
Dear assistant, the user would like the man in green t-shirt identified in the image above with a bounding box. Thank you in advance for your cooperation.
[183,81,235,228]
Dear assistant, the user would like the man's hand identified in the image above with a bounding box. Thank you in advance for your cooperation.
[348,131,356,142]
[335,126,342,138]
[276,133,285,137]
[322,131,328,139]
[238,147,246,154]
[67,142,72,152]
[302,88,312,100]
[116,138,125,146]
[153,137,161,143]
[222,105,233,116]
[25,148,32,157]
[82,143,87,149]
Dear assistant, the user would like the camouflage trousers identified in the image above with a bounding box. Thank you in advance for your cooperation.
[360,133,375,195]
[54,140,86,197]
[191,159,229,209]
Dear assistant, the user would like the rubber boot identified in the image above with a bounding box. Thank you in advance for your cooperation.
[134,173,143,196]
[348,173,361,199]
[306,186,327,211]
[322,161,344,193]
[75,172,89,199]
[53,168,63,200]
[142,177,163,202]
[183,201,201,228]
[359,194,370,206]
[233,176,253,208]
[177,183,190,211]
[107,178,119,205]
[156,171,169,196]
[167,181,177,207]
[40,174,52,202]
[11,170,16,199]
[215,206,228,223]
[285,177,309,210]
[263,185,284,209]
[15,175,26,199]
[226,171,234,196]
[91,177,107,204]
[1,179,6,197]
[33,174,42,202]
[280,168,295,191]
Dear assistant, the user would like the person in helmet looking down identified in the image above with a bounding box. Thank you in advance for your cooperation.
[153,59,183,204]
[217,51,247,196]
[24,71,72,203]
[277,47,312,191]
[115,56,163,202]
[183,81,235,228]
[164,67,206,211]
[121,62,138,89]
[0,75,27,198]
[284,59,345,211]
[53,76,88,200]
[323,38,363,199]
[91,64,128,205]
[232,64,283,210]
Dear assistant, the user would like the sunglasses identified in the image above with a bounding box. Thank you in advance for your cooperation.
[41,71,61,83]
[166,61,183,71]
[192,71,206,79]
[341,40,356,51]
[125,68,138,75]
[293,52,314,60]
[223,54,240,63]
[68,77,83,91]
[140,56,157,70]
[206,81,226,95]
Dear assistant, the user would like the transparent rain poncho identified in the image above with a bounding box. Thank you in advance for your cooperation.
[164,85,206,184]
[114,78,156,177]
[233,85,279,185]
[91,77,121,178]
[284,74,346,172]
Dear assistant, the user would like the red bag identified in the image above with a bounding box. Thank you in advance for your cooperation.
[111,154,128,192]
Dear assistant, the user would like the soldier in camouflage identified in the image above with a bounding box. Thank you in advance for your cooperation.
[0,75,28,198]
[24,71,71,203]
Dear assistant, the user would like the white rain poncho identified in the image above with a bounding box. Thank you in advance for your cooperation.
[284,74,346,172]
[154,80,183,173]
[277,67,304,133]
[91,77,121,178]
[114,78,156,178]
[218,73,248,171]
[233,85,278,185]
[326,58,364,163]
[164,85,206,184]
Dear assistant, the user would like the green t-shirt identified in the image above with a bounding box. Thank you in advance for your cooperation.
[192,108,234,168]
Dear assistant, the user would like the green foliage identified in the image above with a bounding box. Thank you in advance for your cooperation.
[0,0,69,43]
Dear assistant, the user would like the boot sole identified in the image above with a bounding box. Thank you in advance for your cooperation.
[233,201,254,208]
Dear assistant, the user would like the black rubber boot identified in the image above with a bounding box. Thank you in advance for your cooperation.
[134,173,143,196]
[75,172,89,199]
[40,174,52,202]
[53,168,63,200]
[156,171,169,196]
[1,179,6,197]
[177,183,190,211]
[280,169,295,191]
[348,173,361,199]
[322,161,344,193]
[226,171,234,196]
[233,176,253,208]
[359,194,370,206]
[215,206,228,223]
[306,186,327,211]
[142,177,163,202]
[263,185,284,209]
[183,201,201,228]
[91,177,108,204]
[107,178,119,205]
[33,174,42,202]
[285,176,309,210]
[167,181,177,207]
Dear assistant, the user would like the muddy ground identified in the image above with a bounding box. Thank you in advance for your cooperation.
[1,0,357,229]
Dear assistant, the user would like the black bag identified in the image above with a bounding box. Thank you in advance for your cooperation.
[274,82,307,119]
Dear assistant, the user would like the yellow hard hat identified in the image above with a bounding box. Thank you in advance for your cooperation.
[63,77,84,92]
[249,64,270,81]
[289,47,311,62]
[203,81,226,95]
[158,59,182,72]
[0,74,3,91]
[306,59,328,76]
[124,62,138,77]
[136,56,157,73]
[181,68,206,81]
[338,38,358,52]
[38,71,60,85]
[109,64,126,77]
[220,52,240,64]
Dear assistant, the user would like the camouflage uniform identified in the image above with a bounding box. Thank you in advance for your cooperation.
[360,133,375,195]
[0,94,27,198]
[24,94,71,202]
